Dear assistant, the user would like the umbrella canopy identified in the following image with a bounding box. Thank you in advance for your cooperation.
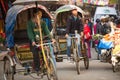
[13,0,59,5]
[55,5,85,15]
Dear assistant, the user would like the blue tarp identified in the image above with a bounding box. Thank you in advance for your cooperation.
[5,5,25,48]
[5,4,52,48]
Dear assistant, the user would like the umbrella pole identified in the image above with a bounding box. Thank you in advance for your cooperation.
[35,1,38,8]
[36,10,50,73]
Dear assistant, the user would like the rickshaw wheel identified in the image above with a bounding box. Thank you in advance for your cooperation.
[76,60,80,74]
[82,51,89,69]
[84,55,89,69]
[73,48,80,74]
[3,57,14,80]
[47,58,58,80]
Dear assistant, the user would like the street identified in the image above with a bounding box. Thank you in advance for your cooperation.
[1,0,120,80]
[0,49,120,80]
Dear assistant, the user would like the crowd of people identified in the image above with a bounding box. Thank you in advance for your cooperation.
[64,7,120,61]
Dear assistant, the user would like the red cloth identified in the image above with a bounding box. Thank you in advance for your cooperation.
[84,24,91,40]
[117,24,120,28]
[18,44,30,48]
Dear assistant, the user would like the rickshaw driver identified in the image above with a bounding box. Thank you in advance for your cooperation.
[27,10,55,73]
[65,8,84,61]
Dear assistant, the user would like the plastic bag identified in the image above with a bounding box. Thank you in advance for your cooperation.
[98,39,114,49]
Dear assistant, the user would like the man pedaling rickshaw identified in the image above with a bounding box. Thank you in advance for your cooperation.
[27,9,56,73]
[65,8,84,61]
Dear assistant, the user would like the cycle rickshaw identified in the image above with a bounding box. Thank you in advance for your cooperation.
[53,5,89,74]
[3,2,58,80]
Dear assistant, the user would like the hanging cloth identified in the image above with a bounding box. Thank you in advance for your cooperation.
[0,0,7,14]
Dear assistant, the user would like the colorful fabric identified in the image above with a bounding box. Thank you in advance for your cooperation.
[81,0,109,5]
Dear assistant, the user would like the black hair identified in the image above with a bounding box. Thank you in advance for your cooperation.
[96,19,100,23]
[33,8,39,15]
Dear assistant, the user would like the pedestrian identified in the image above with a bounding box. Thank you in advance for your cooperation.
[101,15,111,35]
[27,9,55,73]
[97,16,111,61]
[65,8,83,61]
[93,19,101,59]
[88,18,93,48]
[109,17,116,34]
[84,19,92,58]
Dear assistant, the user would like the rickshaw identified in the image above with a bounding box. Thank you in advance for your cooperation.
[3,2,58,80]
[53,5,89,74]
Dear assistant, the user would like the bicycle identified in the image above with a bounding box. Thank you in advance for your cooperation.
[68,33,89,74]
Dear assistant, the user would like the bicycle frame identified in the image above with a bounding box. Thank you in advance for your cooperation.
[69,35,79,59]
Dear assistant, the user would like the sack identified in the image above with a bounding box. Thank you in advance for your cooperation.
[98,39,114,49]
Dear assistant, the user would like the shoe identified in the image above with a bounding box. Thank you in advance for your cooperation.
[35,68,40,76]
[36,70,40,76]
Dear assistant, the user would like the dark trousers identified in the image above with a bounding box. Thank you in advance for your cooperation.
[30,42,40,71]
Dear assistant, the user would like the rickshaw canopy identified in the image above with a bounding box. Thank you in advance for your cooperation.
[13,0,59,5]
[5,4,52,48]
[55,5,85,16]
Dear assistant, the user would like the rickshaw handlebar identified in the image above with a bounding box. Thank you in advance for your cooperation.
[68,34,80,39]
[35,42,53,47]
[69,37,77,39]
[35,40,53,47]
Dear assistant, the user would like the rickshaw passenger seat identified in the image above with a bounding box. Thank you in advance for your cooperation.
[14,30,29,44]
[14,30,33,61]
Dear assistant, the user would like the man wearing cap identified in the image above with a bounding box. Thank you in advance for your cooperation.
[27,10,55,73]
[65,8,83,60]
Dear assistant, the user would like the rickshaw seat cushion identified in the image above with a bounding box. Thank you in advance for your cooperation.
[56,26,66,35]
[15,43,30,52]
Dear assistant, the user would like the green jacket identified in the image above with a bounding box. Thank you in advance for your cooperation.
[27,19,50,42]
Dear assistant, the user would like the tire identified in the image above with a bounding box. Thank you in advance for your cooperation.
[47,58,58,80]
[4,57,14,80]
[76,60,80,74]
[84,55,89,69]
[73,48,80,74]
[82,49,89,69]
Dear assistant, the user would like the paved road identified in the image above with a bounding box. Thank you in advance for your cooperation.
[0,60,120,80]
[0,48,120,80]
